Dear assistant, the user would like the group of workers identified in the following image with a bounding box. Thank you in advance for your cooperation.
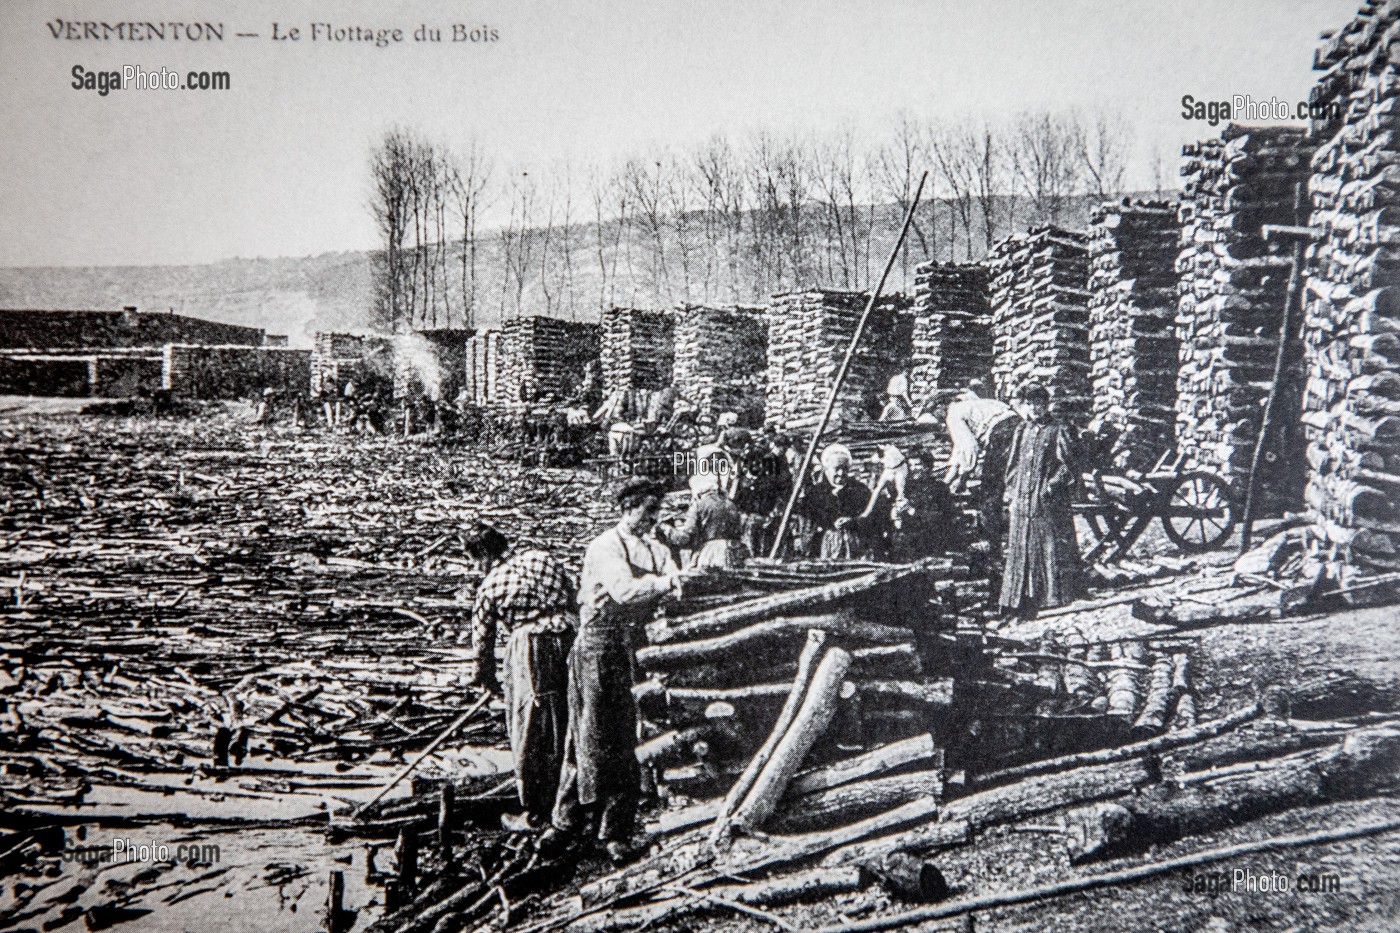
[466,374,1091,861]
[465,477,681,862]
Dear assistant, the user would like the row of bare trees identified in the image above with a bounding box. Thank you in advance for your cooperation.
[369,109,1160,331]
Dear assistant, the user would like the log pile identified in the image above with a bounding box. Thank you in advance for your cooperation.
[1088,200,1182,470]
[1299,1,1400,578]
[672,305,768,423]
[634,560,960,832]
[497,316,601,408]
[600,308,675,399]
[764,290,915,431]
[910,262,993,404]
[312,332,394,396]
[988,227,1093,430]
[464,331,505,407]
[1174,125,1315,507]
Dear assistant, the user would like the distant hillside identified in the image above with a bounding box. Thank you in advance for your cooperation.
[0,253,375,348]
[0,192,1170,345]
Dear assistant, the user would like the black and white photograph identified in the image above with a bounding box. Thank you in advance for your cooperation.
[1,1,1398,930]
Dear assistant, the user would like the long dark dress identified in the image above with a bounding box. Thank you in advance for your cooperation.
[999,416,1085,614]
[798,477,873,559]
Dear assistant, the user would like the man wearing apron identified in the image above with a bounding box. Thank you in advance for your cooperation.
[465,522,577,831]
[549,477,679,862]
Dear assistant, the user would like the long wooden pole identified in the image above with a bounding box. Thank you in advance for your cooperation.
[768,173,928,559]
[805,816,1400,933]
[1240,182,1308,553]
[357,690,491,814]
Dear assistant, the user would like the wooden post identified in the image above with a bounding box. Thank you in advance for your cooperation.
[438,783,455,866]
[395,827,418,899]
[326,870,346,933]
[767,173,928,559]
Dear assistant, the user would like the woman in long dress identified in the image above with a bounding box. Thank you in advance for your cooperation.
[799,444,872,560]
[657,472,749,568]
[999,383,1086,620]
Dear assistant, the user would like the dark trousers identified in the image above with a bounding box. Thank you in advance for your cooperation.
[551,625,640,842]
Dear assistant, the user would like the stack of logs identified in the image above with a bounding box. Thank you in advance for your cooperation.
[1174,125,1315,509]
[1299,1,1400,578]
[497,316,601,407]
[764,290,914,431]
[464,331,505,407]
[1087,200,1183,470]
[672,305,768,424]
[311,332,393,396]
[910,262,993,404]
[600,308,675,400]
[633,561,957,837]
[988,227,1093,430]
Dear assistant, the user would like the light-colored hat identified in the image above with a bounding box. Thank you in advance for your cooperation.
[886,374,909,397]
[717,411,739,429]
[689,472,720,495]
[820,443,853,484]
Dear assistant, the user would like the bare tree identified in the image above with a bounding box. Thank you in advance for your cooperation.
[1076,108,1132,200]
[499,171,537,319]
[931,119,976,261]
[446,140,491,330]
[622,156,671,306]
[873,113,933,285]
[369,128,414,333]
[693,135,747,302]
[811,127,870,287]
[1008,110,1082,227]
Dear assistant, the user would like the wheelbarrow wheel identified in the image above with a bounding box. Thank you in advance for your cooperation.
[1162,471,1237,552]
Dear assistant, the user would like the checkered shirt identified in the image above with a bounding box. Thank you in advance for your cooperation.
[472,549,577,652]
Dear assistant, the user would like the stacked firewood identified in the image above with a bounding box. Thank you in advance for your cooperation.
[464,331,502,407]
[910,262,993,404]
[1174,126,1314,507]
[496,316,601,408]
[1087,200,1182,470]
[1299,1,1400,578]
[633,560,958,835]
[311,332,393,396]
[672,305,768,424]
[764,290,915,431]
[988,227,1093,430]
[600,308,675,399]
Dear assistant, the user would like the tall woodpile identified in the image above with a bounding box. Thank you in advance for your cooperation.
[988,227,1092,429]
[600,308,675,399]
[311,332,393,395]
[1300,2,1400,578]
[1088,200,1182,470]
[465,331,505,407]
[910,262,992,404]
[673,305,768,423]
[495,316,600,407]
[1174,125,1314,507]
[163,344,312,400]
[764,290,914,431]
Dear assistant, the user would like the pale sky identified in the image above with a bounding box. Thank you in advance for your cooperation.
[0,0,1362,267]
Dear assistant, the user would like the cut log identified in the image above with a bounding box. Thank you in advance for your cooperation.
[636,615,913,669]
[653,736,940,836]
[819,818,970,868]
[707,631,828,848]
[567,868,864,933]
[872,852,950,903]
[1065,725,1400,862]
[773,769,945,834]
[941,757,1157,831]
[730,647,853,835]
[973,700,1262,786]
[646,560,939,644]
[788,734,937,796]
[578,797,937,910]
